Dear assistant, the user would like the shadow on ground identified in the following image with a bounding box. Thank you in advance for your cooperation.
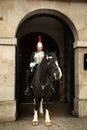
[17,102,72,121]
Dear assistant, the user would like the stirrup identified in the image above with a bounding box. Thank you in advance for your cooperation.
[24,87,30,96]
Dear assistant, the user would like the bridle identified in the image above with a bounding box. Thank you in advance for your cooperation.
[36,57,58,90]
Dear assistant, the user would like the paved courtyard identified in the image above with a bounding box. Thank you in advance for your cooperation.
[0,116,87,130]
[0,103,87,130]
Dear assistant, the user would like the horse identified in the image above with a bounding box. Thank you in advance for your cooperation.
[31,52,62,126]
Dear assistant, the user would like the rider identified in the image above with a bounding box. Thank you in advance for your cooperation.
[30,35,44,74]
[25,36,45,95]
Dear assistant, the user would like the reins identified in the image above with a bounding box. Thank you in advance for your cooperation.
[36,62,56,90]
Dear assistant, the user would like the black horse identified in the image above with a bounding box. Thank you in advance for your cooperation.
[31,52,62,126]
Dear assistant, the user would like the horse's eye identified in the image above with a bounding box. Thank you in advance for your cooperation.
[47,62,50,65]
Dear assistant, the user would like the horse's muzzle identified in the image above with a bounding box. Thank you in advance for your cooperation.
[53,71,62,80]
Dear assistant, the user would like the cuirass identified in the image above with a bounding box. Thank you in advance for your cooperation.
[34,51,44,64]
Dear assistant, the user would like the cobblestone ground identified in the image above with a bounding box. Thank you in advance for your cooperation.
[0,103,87,130]
[0,116,87,130]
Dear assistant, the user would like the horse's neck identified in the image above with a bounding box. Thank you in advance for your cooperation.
[39,60,48,83]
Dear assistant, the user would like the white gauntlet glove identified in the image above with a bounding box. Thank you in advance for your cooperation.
[30,62,36,68]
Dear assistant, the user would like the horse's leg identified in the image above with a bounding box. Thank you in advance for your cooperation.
[32,98,39,126]
[39,98,44,116]
[45,97,52,126]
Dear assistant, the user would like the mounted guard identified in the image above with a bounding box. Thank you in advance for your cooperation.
[30,35,44,73]
[25,36,45,95]
[25,36,62,126]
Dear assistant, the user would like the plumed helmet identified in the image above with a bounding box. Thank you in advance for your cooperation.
[37,36,43,48]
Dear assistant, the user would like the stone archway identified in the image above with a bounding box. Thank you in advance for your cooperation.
[16,9,78,41]
[16,9,78,116]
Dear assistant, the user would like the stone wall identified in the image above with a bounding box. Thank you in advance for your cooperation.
[74,41,87,117]
[0,38,16,121]
[0,0,87,40]
[0,0,87,121]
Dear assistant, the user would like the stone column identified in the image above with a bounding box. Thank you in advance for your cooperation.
[0,38,16,121]
[74,41,87,117]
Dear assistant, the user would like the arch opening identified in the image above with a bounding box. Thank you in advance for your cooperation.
[16,9,78,117]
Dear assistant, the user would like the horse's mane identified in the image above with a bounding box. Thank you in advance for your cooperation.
[46,51,57,59]
[39,51,57,75]
[41,51,57,65]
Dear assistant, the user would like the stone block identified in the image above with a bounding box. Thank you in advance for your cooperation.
[0,45,15,62]
[0,101,16,122]
[74,98,87,117]
[79,85,87,99]
[0,87,15,101]
[0,73,15,88]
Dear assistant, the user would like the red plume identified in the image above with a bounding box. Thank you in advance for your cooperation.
[38,36,42,42]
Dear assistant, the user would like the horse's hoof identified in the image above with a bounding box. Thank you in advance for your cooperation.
[45,121,52,126]
[32,121,39,126]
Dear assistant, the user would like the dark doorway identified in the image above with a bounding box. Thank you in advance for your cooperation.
[16,10,75,116]
[16,32,60,103]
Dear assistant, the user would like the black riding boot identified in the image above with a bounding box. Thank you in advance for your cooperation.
[24,69,33,96]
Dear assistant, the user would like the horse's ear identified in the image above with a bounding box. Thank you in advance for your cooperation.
[54,50,57,55]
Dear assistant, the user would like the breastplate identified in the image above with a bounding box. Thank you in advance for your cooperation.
[34,51,44,64]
